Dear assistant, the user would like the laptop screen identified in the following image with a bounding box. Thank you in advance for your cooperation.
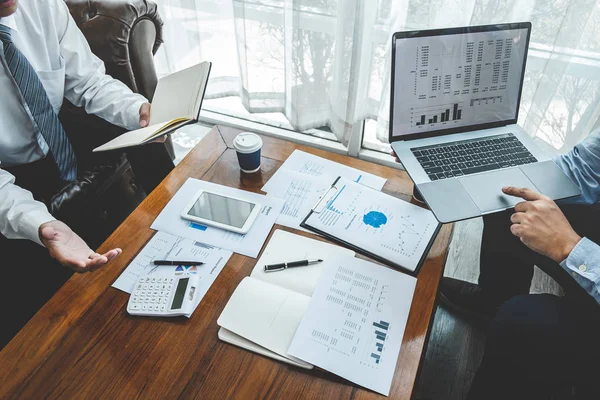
[389,23,531,142]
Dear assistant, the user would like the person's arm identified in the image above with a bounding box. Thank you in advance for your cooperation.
[503,186,600,306]
[560,238,600,305]
[0,169,55,246]
[52,0,149,130]
[0,169,122,272]
[554,130,600,205]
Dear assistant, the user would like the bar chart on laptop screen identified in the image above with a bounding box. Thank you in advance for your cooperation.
[392,27,529,138]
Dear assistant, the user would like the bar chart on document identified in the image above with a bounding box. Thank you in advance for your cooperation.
[308,266,396,369]
[314,178,439,266]
[287,256,417,395]
[392,27,528,136]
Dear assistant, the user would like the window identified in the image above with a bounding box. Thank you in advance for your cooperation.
[155,0,600,162]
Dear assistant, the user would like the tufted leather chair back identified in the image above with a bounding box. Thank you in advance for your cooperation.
[64,0,164,101]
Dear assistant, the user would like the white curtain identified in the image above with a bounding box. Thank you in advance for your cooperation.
[154,0,600,152]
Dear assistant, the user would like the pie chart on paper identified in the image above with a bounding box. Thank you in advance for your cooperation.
[363,211,388,228]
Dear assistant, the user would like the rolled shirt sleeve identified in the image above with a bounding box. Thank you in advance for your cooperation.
[53,0,147,131]
[560,237,600,305]
[554,130,600,205]
[0,169,55,246]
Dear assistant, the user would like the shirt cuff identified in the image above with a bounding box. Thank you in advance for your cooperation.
[560,237,600,281]
[20,210,56,247]
[123,97,147,131]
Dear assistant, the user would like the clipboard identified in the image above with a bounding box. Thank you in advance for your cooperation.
[300,176,441,275]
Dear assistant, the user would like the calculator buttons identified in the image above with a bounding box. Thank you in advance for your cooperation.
[141,305,147,311]
[160,305,166,311]
[151,277,157,283]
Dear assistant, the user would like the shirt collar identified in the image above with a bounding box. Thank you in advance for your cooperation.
[0,14,18,33]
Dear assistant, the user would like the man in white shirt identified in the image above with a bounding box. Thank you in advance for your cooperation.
[0,0,170,347]
[0,0,160,268]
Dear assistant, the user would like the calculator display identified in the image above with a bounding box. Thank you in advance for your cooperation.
[171,278,189,310]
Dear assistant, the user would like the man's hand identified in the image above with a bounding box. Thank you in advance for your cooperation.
[139,102,151,127]
[139,102,167,143]
[39,220,122,273]
[503,186,582,263]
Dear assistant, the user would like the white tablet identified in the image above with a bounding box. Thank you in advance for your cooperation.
[181,190,261,234]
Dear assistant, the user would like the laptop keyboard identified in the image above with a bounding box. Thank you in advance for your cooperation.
[410,133,538,181]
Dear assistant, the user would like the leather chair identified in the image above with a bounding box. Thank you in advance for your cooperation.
[54,0,174,248]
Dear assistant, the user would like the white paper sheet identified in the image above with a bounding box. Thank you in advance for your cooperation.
[260,170,332,231]
[287,256,417,396]
[151,178,284,258]
[250,230,355,297]
[262,150,386,192]
[304,177,439,272]
[112,231,232,316]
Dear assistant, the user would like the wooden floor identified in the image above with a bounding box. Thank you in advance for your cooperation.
[413,218,563,400]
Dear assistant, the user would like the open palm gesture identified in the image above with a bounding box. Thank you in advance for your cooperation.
[39,220,122,272]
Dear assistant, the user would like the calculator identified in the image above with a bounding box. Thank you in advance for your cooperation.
[127,274,200,317]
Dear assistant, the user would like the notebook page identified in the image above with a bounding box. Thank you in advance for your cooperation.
[217,277,311,367]
[250,230,355,297]
[150,62,210,125]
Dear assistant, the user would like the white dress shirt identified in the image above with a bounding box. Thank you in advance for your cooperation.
[0,0,148,245]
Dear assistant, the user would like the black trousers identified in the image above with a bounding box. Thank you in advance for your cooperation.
[0,143,173,350]
[468,205,600,400]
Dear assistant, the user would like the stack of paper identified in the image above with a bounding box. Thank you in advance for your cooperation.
[216,230,417,396]
[261,150,387,230]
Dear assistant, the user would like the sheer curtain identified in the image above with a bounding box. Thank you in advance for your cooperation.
[154,0,600,152]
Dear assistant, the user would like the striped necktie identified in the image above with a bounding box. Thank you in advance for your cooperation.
[0,24,77,181]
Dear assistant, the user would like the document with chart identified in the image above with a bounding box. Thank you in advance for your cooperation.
[301,177,440,273]
[287,256,417,396]
[261,169,332,231]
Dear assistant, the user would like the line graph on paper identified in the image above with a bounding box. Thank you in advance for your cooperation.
[381,214,433,258]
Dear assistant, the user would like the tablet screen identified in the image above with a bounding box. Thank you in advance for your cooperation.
[186,192,256,228]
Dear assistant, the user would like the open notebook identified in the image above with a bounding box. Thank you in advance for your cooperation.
[93,61,211,152]
[217,230,355,369]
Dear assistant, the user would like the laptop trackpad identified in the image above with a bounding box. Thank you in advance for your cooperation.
[457,168,539,213]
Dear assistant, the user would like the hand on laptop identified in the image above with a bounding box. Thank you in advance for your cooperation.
[390,151,400,163]
[504,186,581,263]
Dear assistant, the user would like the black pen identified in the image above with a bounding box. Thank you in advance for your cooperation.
[153,260,205,266]
[264,259,323,273]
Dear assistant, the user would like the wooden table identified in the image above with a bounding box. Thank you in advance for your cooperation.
[0,126,452,399]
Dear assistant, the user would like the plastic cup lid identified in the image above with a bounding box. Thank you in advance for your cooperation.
[233,132,263,154]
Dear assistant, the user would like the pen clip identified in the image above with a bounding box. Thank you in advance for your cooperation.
[311,176,342,214]
[264,264,286,273]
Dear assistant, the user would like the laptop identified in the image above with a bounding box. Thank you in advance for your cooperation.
[389,22,580,223]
